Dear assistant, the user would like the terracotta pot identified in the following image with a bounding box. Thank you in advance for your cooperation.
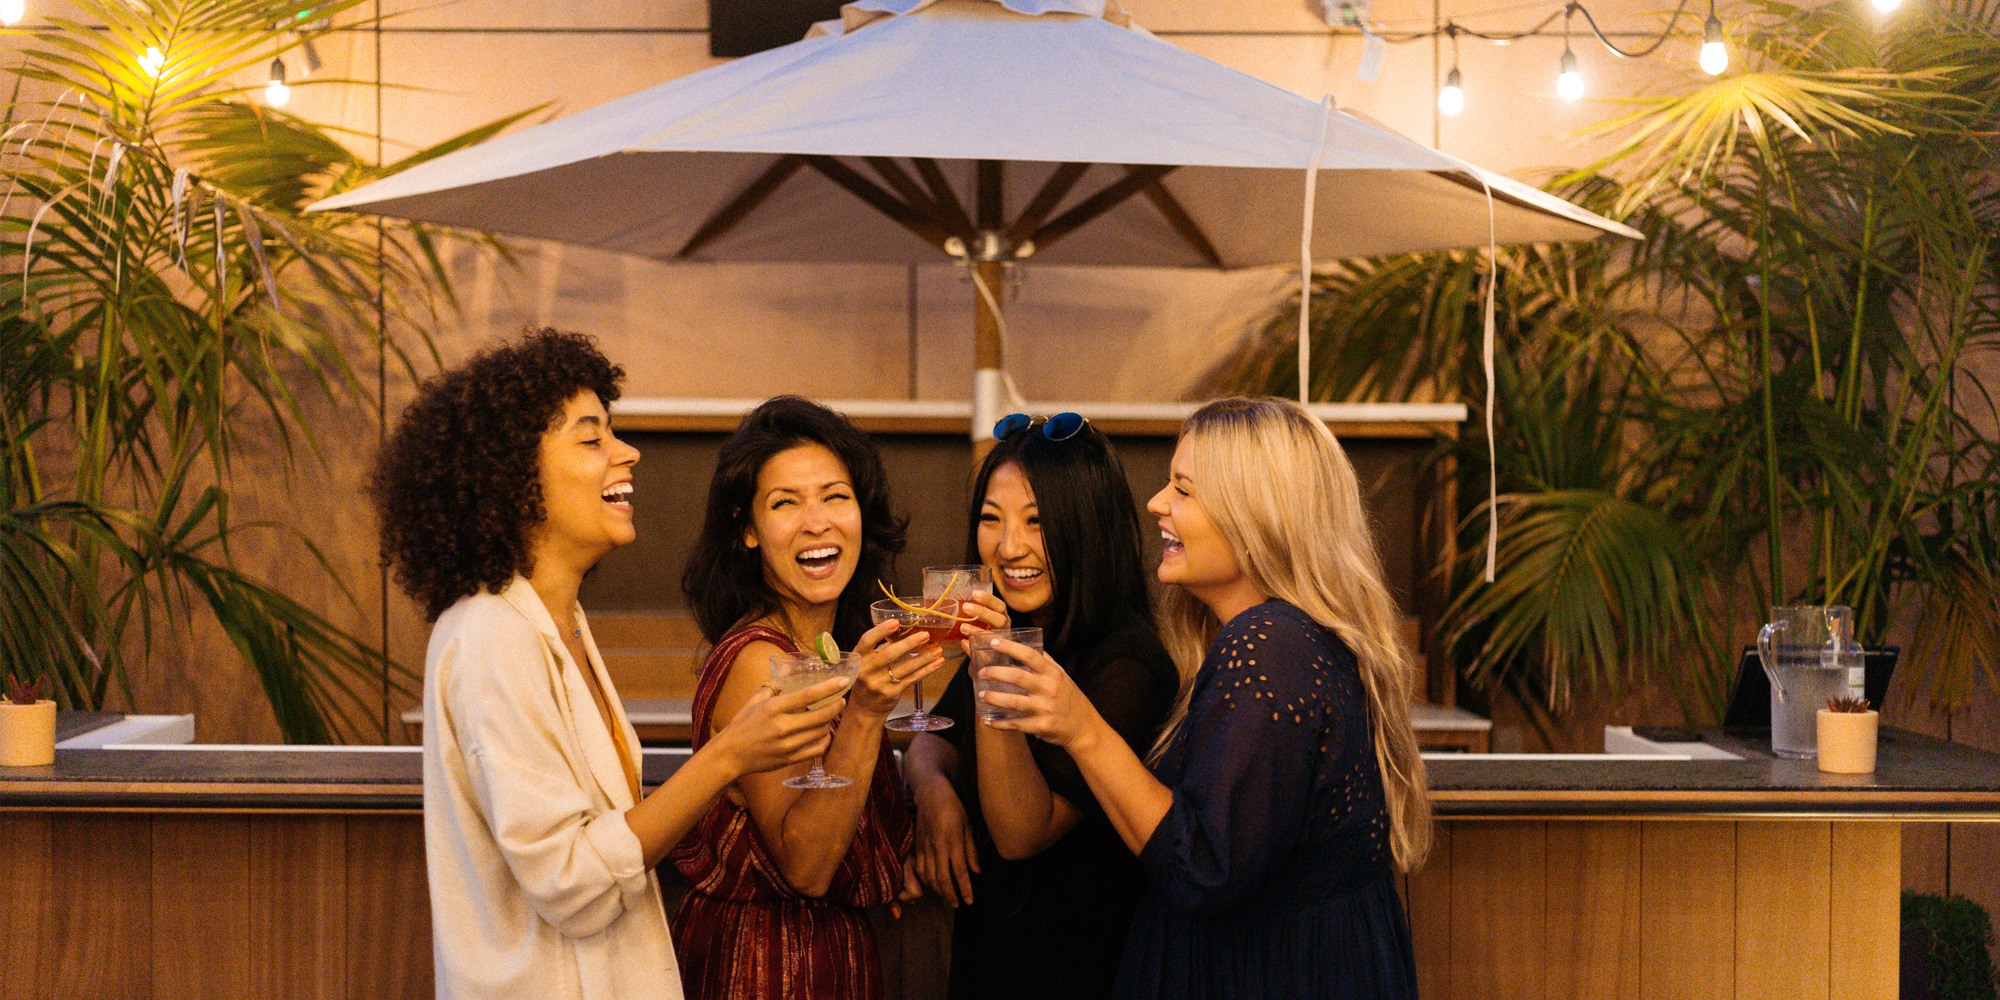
[1,699,57,767]
[1816,709,1878,775]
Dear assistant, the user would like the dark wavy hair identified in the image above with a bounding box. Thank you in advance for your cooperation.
[682,396,906,646]
[966,420,1153,661]
[369,329,624,621]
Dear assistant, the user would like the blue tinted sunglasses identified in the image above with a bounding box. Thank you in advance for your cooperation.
[992,411,1088,442]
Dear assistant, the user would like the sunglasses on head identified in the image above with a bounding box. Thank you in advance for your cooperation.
[992,411,1088,442]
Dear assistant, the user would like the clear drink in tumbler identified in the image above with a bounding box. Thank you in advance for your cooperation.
[968,627,1042,723]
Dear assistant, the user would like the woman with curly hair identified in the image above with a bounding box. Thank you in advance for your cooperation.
[669,396,944,1000]
[371,331,851,1000]
[976,397,1431,1000]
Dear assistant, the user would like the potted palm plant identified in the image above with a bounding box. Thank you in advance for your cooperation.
[1,0,535,741]
[1222,0,2000,724]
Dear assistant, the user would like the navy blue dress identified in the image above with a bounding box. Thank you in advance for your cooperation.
[1115,600,1418,1000]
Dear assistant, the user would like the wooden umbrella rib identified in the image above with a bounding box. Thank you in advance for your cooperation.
[910,158,976,239]
[1133,167,1225,268]
[1027,163,1177,252]
[975,159,1004,232]
[803,155,954,250]
[863,156,942,220]
[674,154,805,259]
[1006,161,1091,246]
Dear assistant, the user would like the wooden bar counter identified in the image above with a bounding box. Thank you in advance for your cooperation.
[5,728,1997,1000]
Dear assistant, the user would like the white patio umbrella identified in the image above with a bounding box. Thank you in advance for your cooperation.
[312,0,1639,442]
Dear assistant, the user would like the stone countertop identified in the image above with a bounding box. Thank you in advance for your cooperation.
[5,726,1996,818]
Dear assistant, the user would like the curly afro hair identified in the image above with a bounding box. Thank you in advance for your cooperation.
[369,329,624,621]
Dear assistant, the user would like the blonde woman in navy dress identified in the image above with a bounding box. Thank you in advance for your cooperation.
[977,397,1432,999]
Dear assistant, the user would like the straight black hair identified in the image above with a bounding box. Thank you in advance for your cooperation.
[683,396,907,646]
[965,421,1153,663]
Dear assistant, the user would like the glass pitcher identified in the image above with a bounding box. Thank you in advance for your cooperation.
[1756,605,1865,759]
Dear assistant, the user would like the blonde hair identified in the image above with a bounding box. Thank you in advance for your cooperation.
[1152,397,1432,872]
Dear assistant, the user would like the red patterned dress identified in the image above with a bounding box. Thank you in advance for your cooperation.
[668,625,913,1000]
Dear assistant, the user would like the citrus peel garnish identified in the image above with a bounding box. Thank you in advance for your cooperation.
[877,579,978,621]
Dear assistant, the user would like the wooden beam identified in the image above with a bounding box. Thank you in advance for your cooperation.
[975,159,1003,232]
[909,158,975,239]
[673,154,804,259]
[802,155,954,250]
[1006,161,1091,248]
[1027,163,1176,252]
[1134,168,1225,268]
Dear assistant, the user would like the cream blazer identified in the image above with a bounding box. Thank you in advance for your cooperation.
[423,576,680,999]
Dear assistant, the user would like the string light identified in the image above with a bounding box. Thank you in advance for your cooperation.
[1439,66,1465,115]
[264,57,289,107]
[0,0,24,27]
[139,46,165,77]
[1437,26,1465,116]
[1700,2,1728,74]
[1557,8,1584,101]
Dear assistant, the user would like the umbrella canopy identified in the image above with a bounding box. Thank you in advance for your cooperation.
[313,0,1636,267]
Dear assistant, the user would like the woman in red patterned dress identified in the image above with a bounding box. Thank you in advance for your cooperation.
[671,396,945,1000]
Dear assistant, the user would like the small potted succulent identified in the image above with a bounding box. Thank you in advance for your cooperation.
[1816,696,1878,775]
[1,675,57,767]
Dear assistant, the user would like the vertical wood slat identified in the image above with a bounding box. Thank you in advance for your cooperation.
[1405,823,1453,1000]
[1735,822,1831,1000]
[345,816,433,1000]
[1544,821,1642,1000]
[49,814,153,999]
[1640,821,1736,1000]
[152,816,253,1000]
[247,814,349,1000]
[1830,822,1901,1000]
[1449,821,1547,1000]
[0,814,53,1000]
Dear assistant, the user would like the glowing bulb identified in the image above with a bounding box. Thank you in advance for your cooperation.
[1700,16,1728,74]
[1870,0,1901,11]
[1438,67,1464,116]
[1557,48,1584,101]
[139,46,164,77]
[264,57,289,107]
[0,0,24,26]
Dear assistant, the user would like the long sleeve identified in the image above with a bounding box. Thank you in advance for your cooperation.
[436,610,650,939]
[1137,608,1336,918]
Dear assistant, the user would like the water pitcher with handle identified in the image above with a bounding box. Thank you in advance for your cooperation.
[1756,606,1864,759]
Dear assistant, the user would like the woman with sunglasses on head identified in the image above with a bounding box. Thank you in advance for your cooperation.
[671,396,945,1000]
[975,397,1430,1000]
[905,411,1179,1000]
[372,331,850,1000]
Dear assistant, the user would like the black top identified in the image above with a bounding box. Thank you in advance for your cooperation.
[1115,600,1416,1000]
[932,614,1179,1000]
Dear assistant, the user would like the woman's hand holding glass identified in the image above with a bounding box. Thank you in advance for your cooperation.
[973,639,1105,751]
[707,675,852,776]
[954,591,1010,648]
[848,618,949,719]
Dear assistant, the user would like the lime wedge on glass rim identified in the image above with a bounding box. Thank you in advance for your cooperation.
[811,631,841,664]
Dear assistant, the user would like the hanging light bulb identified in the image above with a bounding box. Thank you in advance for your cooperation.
[0,0,25,27]
[1438,67,1465,116]
[139,45,165,77]
[1437,26,1465,117]
[1557,46,1584,101]
[264,57,290,107]
[1700,13,1728,74]
[1870,0,1901,12]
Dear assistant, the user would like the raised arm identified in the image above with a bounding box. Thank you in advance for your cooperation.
[718,624,944,897]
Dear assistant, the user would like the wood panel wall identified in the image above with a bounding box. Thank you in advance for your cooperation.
[1,812,1904,1000]
[1406,819,1903,1000]
[0,813,431,1000]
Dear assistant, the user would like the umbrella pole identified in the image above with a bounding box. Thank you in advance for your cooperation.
[971,258,1006,462]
